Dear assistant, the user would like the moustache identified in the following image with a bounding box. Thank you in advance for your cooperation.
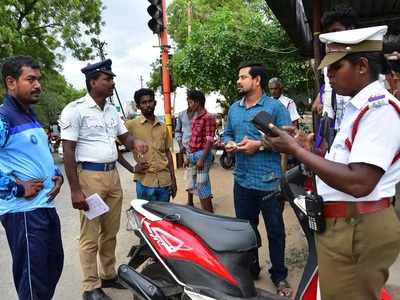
[31,90,41,96]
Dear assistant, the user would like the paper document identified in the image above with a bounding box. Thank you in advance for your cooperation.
[84,193,110,220]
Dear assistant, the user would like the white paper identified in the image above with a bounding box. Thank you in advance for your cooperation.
[83,193,110,220]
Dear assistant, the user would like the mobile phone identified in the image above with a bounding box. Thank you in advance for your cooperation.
[251,111,276,136]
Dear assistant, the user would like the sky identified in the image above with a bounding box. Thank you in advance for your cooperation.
[61,0,221,116]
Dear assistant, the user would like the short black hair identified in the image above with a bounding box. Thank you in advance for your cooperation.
[238,62,268,90]
[321,5,358,31]
[387,59,400,74]
[1,56,40,88]
[187,90,206,107]
[134,88,155,106]
[85,72,103,92]
[344,52,384,81]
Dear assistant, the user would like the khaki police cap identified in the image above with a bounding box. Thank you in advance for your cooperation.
[318,25,388,70]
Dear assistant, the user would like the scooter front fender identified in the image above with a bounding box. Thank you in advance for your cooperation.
[118,264,167,300]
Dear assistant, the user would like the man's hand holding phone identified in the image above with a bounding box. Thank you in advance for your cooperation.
[225,141,238,153]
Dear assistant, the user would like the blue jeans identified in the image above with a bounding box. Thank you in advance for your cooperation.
[234,182,287,285]
[136,181,171,202]
[1,208,64,300]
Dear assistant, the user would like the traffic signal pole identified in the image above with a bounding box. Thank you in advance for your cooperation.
[160,0,173,139]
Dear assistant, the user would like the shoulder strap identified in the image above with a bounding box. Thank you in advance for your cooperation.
[345,99,400,165]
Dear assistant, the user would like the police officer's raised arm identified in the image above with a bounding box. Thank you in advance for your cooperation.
[116,116,148,154]
[266,124,385,198]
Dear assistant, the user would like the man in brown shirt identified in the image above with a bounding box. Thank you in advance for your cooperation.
[125,88,177,201]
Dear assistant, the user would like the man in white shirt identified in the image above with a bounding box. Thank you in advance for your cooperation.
[60,59,147,300]
[268,77,300,128]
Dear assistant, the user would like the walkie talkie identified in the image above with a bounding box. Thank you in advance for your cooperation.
[305,191,325,233]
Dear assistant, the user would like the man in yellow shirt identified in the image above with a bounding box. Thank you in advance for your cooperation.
[125,88,177,201]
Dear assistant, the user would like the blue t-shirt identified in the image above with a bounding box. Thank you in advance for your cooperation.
[224,95,291,191]
[0,95,60,215]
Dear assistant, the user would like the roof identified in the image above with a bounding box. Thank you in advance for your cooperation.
[266,0,400,56]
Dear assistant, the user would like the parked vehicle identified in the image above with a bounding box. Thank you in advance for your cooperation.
[119,166,315,300]
[57,141,63,160]
[214,132,235,170]
[119,165,393,300]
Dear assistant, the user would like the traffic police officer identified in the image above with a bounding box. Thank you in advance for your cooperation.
[266,26,400,300]
[60,59,147,300]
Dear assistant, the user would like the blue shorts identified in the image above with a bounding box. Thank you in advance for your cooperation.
[136,181,171,202]
[187,150,213,200]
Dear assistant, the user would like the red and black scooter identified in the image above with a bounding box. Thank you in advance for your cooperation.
[118,165,394,300]
[117,165,338,300]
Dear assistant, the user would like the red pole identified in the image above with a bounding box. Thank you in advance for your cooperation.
[160,0,173,139]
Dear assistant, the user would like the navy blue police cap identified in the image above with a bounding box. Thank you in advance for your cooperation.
[81,59,116,77]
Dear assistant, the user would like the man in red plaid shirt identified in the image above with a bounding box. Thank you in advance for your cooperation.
[187,90,216,212]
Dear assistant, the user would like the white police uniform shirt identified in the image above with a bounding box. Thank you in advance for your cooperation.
[277,95,300,122]
[59,94,128,163]
[316,81,400,202]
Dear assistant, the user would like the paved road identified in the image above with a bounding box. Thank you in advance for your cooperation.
[1,153,399,299]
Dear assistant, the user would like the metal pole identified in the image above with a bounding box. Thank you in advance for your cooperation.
[94,39,127,119]
[312,0,322,90]
[312,0,322,134]
[160,0,173,140]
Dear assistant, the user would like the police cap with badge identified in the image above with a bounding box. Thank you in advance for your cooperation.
[318,25,388,70]
[81,59,116,77]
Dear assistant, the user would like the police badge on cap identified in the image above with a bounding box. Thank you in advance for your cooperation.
[318,25,388,70]
[81,59,116,77]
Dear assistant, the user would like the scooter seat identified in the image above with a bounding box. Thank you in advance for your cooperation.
[143,202,258,252]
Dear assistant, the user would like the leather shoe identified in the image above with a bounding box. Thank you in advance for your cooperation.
[82,288,111,300]
[101,277,127,290]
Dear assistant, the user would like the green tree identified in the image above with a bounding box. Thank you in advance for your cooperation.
[150,0,313,111]
[0,0,104,123]
[0,0,103,67]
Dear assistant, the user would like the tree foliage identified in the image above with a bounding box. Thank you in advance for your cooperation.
[0,0,104,124]
[149,0,314,109]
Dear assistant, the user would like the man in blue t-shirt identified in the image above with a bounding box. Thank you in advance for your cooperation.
[0,56,64,300]
[224,63,292,297]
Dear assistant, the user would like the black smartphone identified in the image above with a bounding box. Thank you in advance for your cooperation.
[251,111,276,136]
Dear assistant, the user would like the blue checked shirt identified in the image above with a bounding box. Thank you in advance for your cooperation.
[224,95,291,191]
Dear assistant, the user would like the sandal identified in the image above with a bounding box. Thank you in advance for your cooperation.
[275,279,293,298]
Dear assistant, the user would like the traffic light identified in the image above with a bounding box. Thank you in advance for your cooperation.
[147,0,163,34]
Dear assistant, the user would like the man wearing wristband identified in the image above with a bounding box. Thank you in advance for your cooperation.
[224,62,292,297]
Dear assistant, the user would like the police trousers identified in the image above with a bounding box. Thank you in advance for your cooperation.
[78,168,123,291]
[316,206,400,300]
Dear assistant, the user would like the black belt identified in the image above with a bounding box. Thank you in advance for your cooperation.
[81,162,116,172]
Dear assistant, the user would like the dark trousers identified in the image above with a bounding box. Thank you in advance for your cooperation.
[234,182,287,284]
[1,208,64,300]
